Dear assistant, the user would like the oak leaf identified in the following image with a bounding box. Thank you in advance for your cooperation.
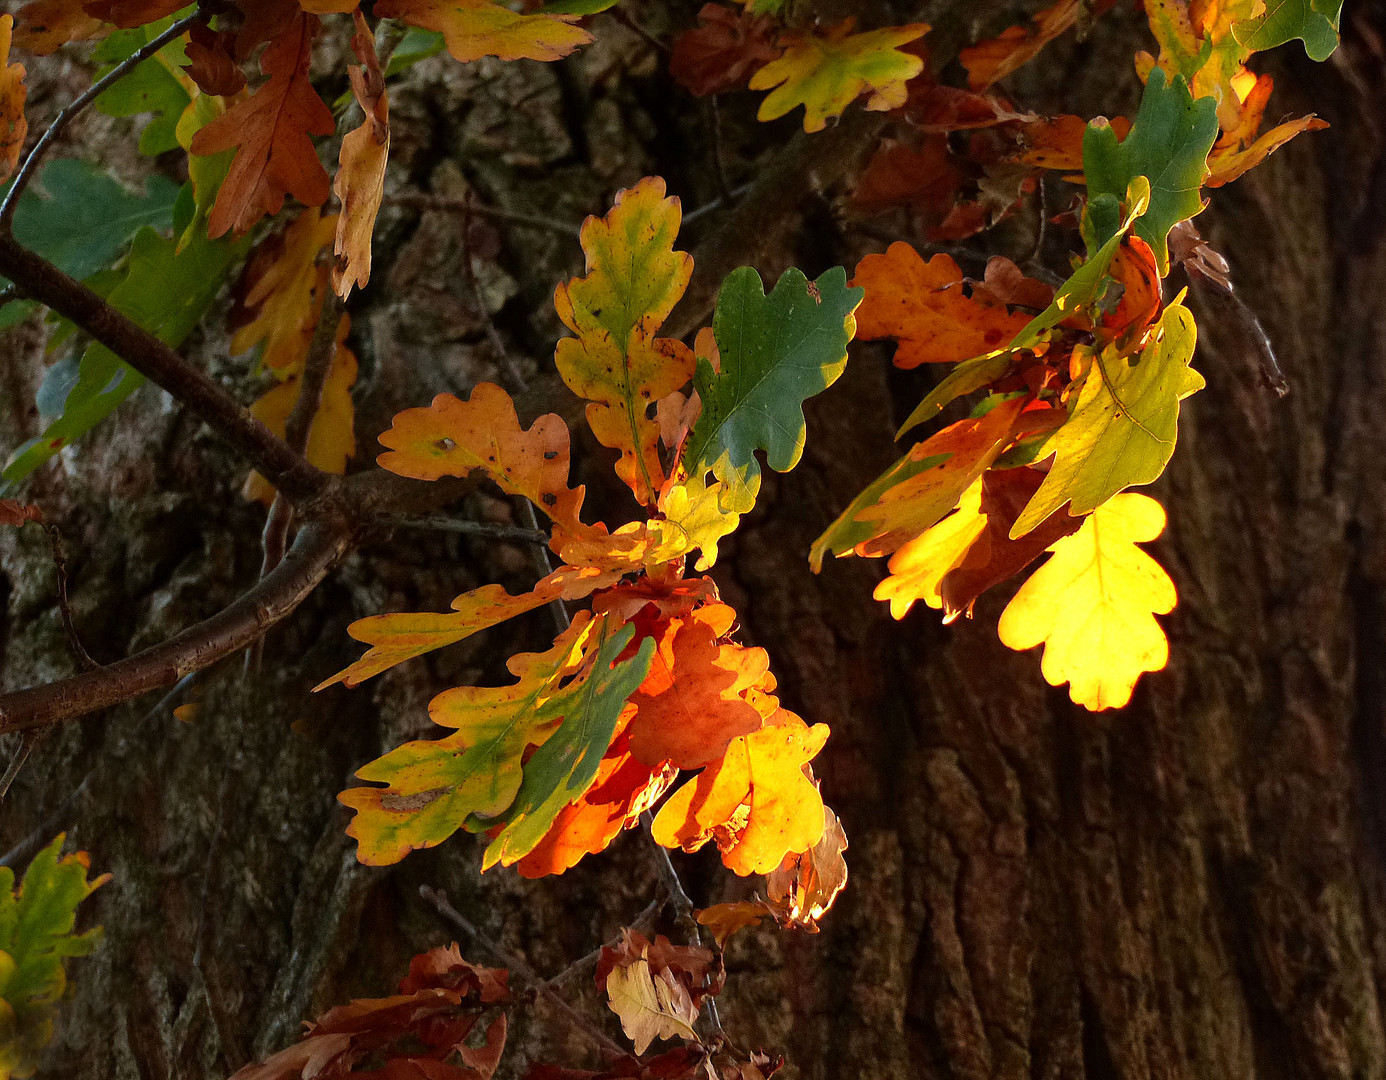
[373,0,591,63]
[244,317,357,502]
[681,266,862,514]
[605,960,699,1055]
[339,615,654,865]
[765,805,848,929]
[333,10,389,298]
[189,11,334,238]
[11,0,104,55]
[0,499,42,527]
[553,176,694,506]
[653,712,829,876]
[748,19,929,133]
[1206,113,1328,187]
[851,243,1034,369]
[695,901,771,948]
[669,3,779,97]
[1011,302,1202,537]
[872,479,986,619]
[377,382,586,531]
[229,945,509,1080]
[998,492,1177,710]
[960,0,1115,90]
[0,16,27,182]
[626,602,769,769]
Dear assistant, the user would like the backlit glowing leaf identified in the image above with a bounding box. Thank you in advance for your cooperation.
[1206,113,1328,187]
[653,469,741,571]
[188,11,334,238]
[681,265,862,514]
[872,479,985,619]
[373,0,592,63]
[340,615,653,865]
[553,177,694,506]
[652,712,829,876]
[998,492,1177,710]
[1012,302,1202,537]
[333,10,389,298]
[377,383,586,530]
[765,806,848,930]
[626,602,769,769]
[0,15,28,182]
[748,19,929,133]
[851,243,1033,368]
[1082,69,1218,273]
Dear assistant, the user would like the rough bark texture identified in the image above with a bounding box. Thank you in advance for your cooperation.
[3,3,1386,1078]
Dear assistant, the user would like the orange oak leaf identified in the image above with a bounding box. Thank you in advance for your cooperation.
[590,574,720,625]
[0,498,42,527]
[1207,114,1329,187]
[669,3,780,97]
[377,383,587,530]
[652,711,829,876]
[765,805,849,930]
[749,19,929,134]
[228,0,300,60]
[695,901,772,948]
[935,465,1083,620]
[960,0,1116,90]
[372,0,591,63]
[0,16,26,182]
[334,10,389,298]
[189,11,334,238]
[514,738,676,878]
[850,136,968,220]
[231,206,339,372]
[971,255,1055,311]
[1101,235,1163,348]
[12,0,104,55]
[244,317,357,502]
[553,177,694,506]
[851,242,1034,368]
[184,25,248,96]
[626,602,769,770]
[229,946,509,1080]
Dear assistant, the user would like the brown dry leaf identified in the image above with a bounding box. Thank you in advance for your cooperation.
[12,0,104,55]
[669,3,779,97]
[334,9,390,298]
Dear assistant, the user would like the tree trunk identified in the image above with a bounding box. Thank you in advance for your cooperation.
[4,4,1386,1078]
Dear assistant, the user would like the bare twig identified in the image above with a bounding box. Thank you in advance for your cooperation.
[420,885,628,1059]
[706,99,733,206]
[0,234,328,502]
[42,524,99,672]
[608,8,670,55]
[393,517,550,544]
[0,519,352,734]
[543,896,663,990]
[1191,275,1289,396]
[0,732,39,801]
[0,12,203,229]
[386,193,582,240]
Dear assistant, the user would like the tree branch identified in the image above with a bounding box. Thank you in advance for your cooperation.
[0,518,352,734]
[0,233,329,502]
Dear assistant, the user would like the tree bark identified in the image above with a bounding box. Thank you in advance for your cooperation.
[4,4,1386,1079]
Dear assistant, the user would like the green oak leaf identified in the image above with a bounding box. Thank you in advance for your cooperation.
[682,265,863,514]
[480,622,655,869]
[1083,68,1218,273]
[1234,0,1342,61]
[93,22,192,157]
[383,27,446,76]
[809,448,950,571]
[541,0,621,13]
[0,159,180,330]
[2,224,246,488]
[0,834,108,1080]
[1010,302,1203,538]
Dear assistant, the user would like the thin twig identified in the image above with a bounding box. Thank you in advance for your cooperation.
[386,193,582,240]
[608,8,671,55]
[392,517,550,544]
[1191,274,1289,396]
[543,896,663,990]
[0,732,39,801]
[44,524,98,671]
[420,885,628,1059]
[706,99,733,206]
[0,12,203,229]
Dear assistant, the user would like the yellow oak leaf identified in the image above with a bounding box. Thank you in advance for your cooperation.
[334,10,389,298]
[765,805,849,930]
[605,959,699,1055]
[652,711,829,876]
[316,564,619,689]
[377,382,587,531]
[553,177,695,507]
[749,19,929,133]
[997,492,1177,711]
[244,317,357,502]
[231,206,339,372]
[872,478,986,619]
[0,15,27,182]
[372,0,591,63]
